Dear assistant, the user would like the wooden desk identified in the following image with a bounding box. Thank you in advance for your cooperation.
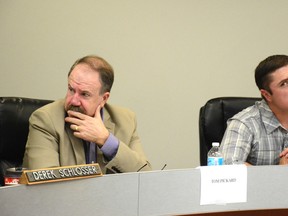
[182,209,288,216]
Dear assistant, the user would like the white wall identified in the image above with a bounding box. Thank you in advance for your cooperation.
[1,0,288,170]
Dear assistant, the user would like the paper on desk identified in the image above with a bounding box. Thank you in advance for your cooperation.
[200,165,247,205]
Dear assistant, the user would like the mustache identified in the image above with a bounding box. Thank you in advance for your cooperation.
[67,105,84,114]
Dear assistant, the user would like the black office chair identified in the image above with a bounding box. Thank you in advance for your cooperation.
[198,97,261,166]
[0,97,53,186]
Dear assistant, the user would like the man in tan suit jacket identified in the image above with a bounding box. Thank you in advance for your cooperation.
[23,55,151,173]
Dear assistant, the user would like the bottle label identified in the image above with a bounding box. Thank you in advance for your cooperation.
[207,157,224,166]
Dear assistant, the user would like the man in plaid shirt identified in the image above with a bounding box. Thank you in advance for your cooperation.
[220,55,288,166]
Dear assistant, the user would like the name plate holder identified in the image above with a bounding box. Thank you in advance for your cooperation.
[19,163,102,185]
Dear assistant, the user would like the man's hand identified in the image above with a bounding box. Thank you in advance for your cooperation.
[279,148,288,165]
[65,105,109,146]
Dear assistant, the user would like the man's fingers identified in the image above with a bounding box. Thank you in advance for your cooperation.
[67,110,85,119]
[94,105,102,118]
[280,148,288,157]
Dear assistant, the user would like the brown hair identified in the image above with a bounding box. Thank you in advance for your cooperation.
[68,55,114,94]
[255,55,288,93]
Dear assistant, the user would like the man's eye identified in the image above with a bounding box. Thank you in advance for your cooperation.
[82,92,90,97]
[281,81,288,86]
[68,86,74,92]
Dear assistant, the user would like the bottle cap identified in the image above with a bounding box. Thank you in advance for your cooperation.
[212,142,219,147]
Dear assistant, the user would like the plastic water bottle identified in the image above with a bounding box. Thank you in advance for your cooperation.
[207,142,224,166]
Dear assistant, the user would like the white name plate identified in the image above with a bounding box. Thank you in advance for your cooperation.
[200,165,247,205]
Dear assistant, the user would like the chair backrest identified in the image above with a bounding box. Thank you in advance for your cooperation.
[0,97,53,185]
[198,97,261,166]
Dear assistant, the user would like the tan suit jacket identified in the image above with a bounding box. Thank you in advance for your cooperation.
[23,99,151,173]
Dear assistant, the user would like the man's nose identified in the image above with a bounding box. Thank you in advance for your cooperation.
[70,94,81,106]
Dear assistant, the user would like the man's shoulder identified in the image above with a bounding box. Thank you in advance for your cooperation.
[105,103,134,112]
[32,99,65,117]
[104,103,136,120]
[232,103,261,122]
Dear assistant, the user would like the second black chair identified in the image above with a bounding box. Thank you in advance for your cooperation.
[198,97,261,166]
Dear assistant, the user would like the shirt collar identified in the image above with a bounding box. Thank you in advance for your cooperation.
[258,100,285,134]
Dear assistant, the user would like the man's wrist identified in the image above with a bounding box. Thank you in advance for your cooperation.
[100,133,119,160]
[95,129,110,146]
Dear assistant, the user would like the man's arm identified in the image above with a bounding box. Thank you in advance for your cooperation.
[65,106,152,172]
[220,119,252,165]
[23,109,61,169]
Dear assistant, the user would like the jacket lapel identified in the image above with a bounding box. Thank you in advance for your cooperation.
[65,124,86,165]
[103,108,115,134]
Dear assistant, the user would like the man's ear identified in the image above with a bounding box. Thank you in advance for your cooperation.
[260,89,272,102]
[100,92,110,108]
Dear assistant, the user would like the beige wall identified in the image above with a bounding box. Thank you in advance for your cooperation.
[1,0,288,170]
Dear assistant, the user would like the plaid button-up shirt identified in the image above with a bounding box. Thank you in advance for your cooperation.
[220,100,288,165]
